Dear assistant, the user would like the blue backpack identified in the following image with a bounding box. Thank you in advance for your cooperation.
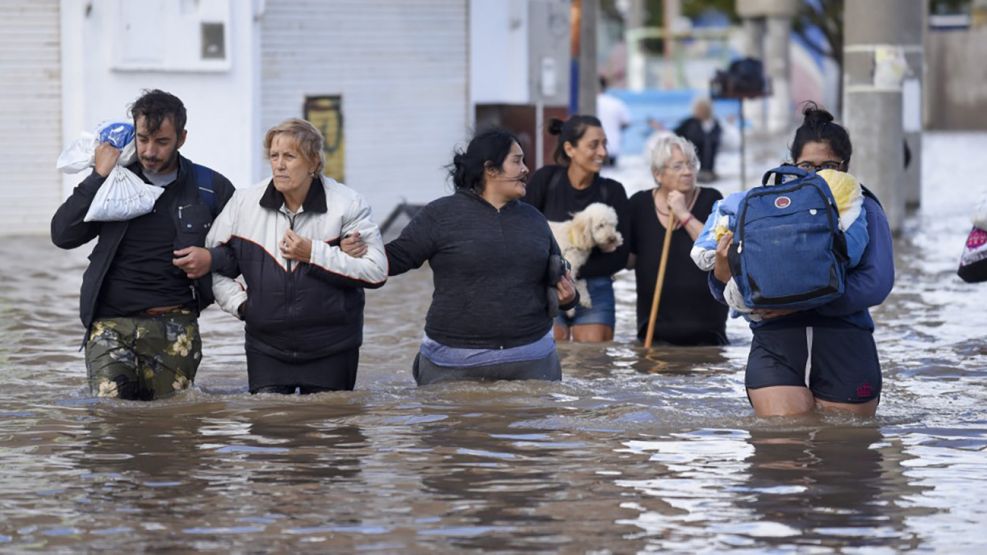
[728,165,849,310]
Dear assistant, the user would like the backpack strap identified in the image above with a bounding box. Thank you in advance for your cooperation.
[598,177,609,204]
[860,184,883,209]
[542,166,566,212]
[193,164,218,217]
[762,164,810,186]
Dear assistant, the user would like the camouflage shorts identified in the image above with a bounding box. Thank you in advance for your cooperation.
[85,310,202,400]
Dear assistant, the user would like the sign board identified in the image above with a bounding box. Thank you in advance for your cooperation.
[303,96,345,182]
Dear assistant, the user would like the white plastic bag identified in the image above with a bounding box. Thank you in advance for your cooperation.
[56,121,137,174]
[83,166,164,222]
[56,131,98,173]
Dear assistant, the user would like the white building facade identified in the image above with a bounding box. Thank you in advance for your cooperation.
[1,0,471,235]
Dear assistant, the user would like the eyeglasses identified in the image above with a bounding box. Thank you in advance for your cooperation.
[665,161,698,173]
[796,160,844,172]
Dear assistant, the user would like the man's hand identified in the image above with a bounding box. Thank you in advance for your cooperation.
[280,229,312,262]
[340,231,368,258]
[94,142,122,177]
[556,272,577,306]
[713,231,733,284]
[173,247,212,279]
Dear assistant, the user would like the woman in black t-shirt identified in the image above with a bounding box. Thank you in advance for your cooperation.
[523,115,630,343]
[626,135,727,345]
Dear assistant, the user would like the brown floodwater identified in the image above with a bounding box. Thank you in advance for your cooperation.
[1,132,986,552]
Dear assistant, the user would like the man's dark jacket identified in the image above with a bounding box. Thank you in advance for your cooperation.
[50,154,234,331]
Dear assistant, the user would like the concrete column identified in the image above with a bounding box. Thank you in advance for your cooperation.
[624,0,646,91]
[736,0,797,132]
[764,15,792,132]
[902,0,925,209]
[843,0,923,233]
[577,0,598,115]
[741,17,766,61]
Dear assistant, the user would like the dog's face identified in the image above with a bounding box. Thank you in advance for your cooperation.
[574,203,623,253]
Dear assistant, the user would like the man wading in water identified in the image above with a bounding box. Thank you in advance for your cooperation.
[51,90,235,400]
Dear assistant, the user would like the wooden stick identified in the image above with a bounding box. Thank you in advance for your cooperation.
[643,212,676,349]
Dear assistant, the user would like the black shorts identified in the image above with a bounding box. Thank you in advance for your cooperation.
[746,325,881,404]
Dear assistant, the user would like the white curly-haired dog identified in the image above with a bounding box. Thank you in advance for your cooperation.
[549,202,623,310]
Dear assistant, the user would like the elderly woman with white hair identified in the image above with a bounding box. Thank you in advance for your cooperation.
[626,135,728,345]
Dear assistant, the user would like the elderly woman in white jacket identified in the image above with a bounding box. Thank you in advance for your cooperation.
[206,118,387,394]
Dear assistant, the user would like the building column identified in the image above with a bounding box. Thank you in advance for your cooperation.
[843,0,923,233]
[764,15,792,132]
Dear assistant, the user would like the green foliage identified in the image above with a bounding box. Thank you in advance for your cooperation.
[641,0,739,26]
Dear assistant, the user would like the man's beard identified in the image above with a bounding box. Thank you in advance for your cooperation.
[142,149,179,174]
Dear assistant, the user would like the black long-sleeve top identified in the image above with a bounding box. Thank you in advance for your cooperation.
[386,189,571,349]
[627,187,727,345]
[522,164,630,278]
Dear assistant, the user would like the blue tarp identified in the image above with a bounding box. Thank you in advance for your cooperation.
[606,89,742,155]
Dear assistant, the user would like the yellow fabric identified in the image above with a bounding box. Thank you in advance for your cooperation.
[712,215,730,241]
[817,169,862,214]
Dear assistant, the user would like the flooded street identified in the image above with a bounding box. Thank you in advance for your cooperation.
[2,132,986,552]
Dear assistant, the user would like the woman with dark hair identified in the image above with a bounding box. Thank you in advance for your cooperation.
[354,129,578,385]
[523,116,630,343]
[710,103,895,417]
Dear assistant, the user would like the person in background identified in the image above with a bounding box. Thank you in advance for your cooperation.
[626,135,728,345]
[206,119,388,394]
[51,89,235,401]
[674,97,722,183]
[596,76,632,167]
[523,115,630,343]
[710,103,895,418]
[345,128,578,385]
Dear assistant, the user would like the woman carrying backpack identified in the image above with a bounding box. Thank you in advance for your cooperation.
[709,104,895,417]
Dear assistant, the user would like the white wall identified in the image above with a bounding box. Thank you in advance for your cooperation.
[0,0,62,235]
[260,0,469,218]
[470,0,531,105]
[60,0,262,198]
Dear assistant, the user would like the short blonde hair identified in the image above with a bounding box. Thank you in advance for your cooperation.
[263,118,326,174]
[649,134,699,175]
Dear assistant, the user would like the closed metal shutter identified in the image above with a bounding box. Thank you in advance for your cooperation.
[260,0,468,217]
[0,0,61,235]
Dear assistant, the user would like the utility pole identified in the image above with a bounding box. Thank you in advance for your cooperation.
[577,0,599,115]
[843,0,923,234]
[902,1,925,210]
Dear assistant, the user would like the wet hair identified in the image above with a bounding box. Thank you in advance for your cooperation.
[548,115,603,166]
[130,89,187,136]
[790,102,852,169]
[264,118,325,174]
[649,134,699,175]
[450,128,520,193]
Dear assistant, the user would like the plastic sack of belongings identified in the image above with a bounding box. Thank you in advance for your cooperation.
[56,121,164,222]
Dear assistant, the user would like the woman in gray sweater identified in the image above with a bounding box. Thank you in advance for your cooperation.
[345,129,578,385]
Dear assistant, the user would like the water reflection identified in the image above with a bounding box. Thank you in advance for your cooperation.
[613,425,935,551]
[2,133,987,552]
[413,407,566,550]
[737,425,927,551]
[235,405,366,485]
